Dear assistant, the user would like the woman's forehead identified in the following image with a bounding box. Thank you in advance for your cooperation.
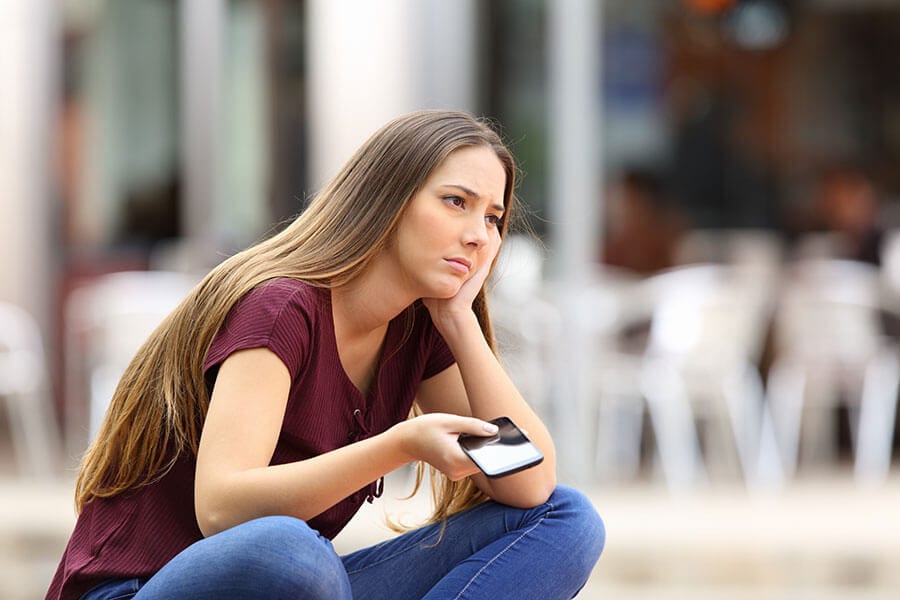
[428,146,507,205]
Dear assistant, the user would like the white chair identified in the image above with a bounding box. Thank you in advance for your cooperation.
[855,344,900,483]
[636,263,778,489]
[879,228,900,312]
[64,271,198,455]
[766,259,899,483]
[676,228,784,275]
[584,265,652,482]
[0,302,61,477]
[789,231,853,261]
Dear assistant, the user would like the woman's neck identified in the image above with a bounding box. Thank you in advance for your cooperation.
[331,264,413,338]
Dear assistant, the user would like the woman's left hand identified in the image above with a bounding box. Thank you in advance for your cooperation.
[423,238,500,327]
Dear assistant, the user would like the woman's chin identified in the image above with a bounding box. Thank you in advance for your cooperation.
[427,279,464,299]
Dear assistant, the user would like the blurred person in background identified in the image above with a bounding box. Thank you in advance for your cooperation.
[791,162,885,265]
[601,168,686,275]
[46,110,604,600]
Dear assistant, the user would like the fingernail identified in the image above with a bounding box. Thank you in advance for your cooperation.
[484,423,499,434]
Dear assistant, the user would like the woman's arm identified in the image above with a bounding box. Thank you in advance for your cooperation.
[420,260,558,507]
[195,347,495,537]
[416,323,558,508]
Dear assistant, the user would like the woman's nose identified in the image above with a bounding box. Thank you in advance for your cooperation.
[462,218,489,247]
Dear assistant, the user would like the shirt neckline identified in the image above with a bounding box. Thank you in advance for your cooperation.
[321,287,401,406]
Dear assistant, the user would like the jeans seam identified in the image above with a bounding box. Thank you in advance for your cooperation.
[344,502,495,576]
[452,499,556,600]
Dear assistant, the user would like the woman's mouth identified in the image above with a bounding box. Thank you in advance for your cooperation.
[445,257,472,274]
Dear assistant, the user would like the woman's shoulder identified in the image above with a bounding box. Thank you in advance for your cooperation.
[207,278,325,376]
[252,276,320,298]
[240,277,325,313]
[222,278,328,335]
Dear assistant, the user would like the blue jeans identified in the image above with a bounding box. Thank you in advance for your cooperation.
[81,485,604,600]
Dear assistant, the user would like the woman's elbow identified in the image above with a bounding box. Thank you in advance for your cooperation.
[195,503,228,538]
[195,491,239,538]
[523,480,557,507]
[499,474,557,509]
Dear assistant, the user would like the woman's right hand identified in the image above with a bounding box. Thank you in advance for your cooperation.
[393,413,498,480]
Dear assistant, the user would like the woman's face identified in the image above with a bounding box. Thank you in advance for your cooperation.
[388,145,507,299]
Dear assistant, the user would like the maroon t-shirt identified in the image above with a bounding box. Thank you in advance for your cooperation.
[47,278,456,600]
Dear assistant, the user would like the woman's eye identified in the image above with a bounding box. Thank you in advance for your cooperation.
[444,195,465,208]
[486,215,504,228]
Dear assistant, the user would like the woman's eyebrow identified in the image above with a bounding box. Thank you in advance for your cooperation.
[443,184,505,213]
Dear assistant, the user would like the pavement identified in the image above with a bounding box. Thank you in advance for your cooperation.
[4,465,899,600]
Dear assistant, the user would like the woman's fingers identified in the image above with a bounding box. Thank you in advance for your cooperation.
[395,414,497,479]
[452,415,499,436]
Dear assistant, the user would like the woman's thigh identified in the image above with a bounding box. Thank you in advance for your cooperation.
[133,515,352,600]
[341,485,605,600]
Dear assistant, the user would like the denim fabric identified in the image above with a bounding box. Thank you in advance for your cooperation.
[343,485,605,600]
[82,485,604,600]
[80,578,144,600]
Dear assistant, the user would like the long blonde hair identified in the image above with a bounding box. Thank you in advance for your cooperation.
[76,110,518,523]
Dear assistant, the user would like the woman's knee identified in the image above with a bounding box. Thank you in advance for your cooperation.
[548,486,606,565]
[233,514,321,551]
[154,515,350,599]
[228,516,347,584]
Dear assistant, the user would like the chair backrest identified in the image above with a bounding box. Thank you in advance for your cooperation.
[642,263,775,368]
[65,270,199,439]
[771,259,884,363]
[879,228,900,312]
[582,265,649,336]
[67,270,199,366]
[790,231,854,261]
[491,234,545,303]
[0,302,47,394]
[676,228,784,274]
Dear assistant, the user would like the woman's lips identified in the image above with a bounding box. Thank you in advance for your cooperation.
[445,257,472,274]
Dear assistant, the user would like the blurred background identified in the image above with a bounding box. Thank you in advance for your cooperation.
[2,0,900,598]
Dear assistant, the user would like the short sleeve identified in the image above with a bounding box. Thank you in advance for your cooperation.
[422,324,456,380]
[204,279,316,383]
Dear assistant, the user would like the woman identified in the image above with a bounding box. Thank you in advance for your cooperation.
[48,110,605,599]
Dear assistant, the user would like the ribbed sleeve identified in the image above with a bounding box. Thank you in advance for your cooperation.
[204,279,315,380]
[422,321,456,379]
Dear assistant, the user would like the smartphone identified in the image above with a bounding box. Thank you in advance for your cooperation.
[458,416,544,478]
